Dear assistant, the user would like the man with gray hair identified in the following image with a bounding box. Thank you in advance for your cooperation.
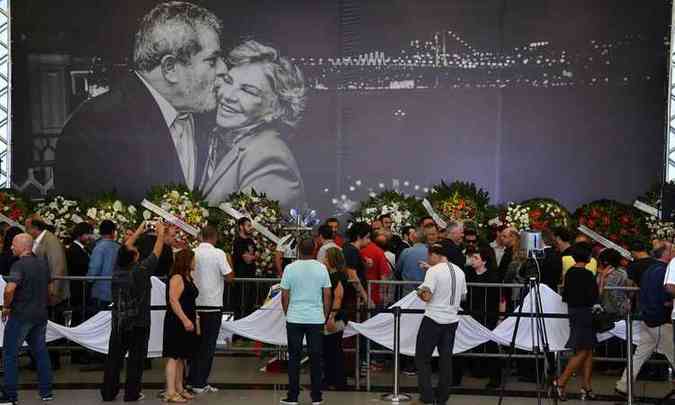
[0,233,55,404]
[55,1,227,201]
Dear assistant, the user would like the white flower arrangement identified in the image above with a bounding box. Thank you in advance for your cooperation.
[219,190,283,273]
[35,196,84,240]
[645,216,675,241]
[352,191,421,233]
[146,189,210,247]
[86,198,139,241]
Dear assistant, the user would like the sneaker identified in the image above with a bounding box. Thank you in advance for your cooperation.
[41,394,55,401]
[191,385,219,394]
[312,400,324,405]
[280,398,299,405]
[124,393,145,402]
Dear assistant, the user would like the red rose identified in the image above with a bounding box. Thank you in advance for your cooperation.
[602,216,610,226]
[587,219,596,228]
[609,234,619,242]
[579,217,587,225]
[619,215,631,225]
[590,208,601,219]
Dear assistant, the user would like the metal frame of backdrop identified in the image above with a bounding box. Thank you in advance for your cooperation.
[667,0,675,182]
[0,0,9,189]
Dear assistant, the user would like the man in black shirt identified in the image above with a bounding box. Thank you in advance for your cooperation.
[1,233,55,403]
[626,239,659,287]
[102,221,164,402]
[231,217,257,319]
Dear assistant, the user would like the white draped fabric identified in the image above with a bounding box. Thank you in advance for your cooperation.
[0,277,663,358]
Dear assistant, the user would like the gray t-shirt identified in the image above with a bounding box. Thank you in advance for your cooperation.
[9,255,51,321]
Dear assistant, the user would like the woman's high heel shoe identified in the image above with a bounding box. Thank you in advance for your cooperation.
[580,387,597,401]
[553,380,567,402]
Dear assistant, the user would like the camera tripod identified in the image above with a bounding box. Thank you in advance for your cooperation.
[498,270,557,405]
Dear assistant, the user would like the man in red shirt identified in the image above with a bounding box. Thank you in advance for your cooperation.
[360,228,392,306]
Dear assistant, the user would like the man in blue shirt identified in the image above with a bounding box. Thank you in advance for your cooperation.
[280,238,332,405]
[397,224,439,295]
[616,244,675,395]
[87,220,120,314]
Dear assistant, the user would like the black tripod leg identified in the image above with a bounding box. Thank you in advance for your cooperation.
[533,282,557,405]
[498,285,528,405]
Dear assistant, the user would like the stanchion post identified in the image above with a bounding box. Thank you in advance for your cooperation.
[381,306,411,403]
[626,310,633,405]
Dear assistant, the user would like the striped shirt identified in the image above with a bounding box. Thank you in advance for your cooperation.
[420,261,467,324]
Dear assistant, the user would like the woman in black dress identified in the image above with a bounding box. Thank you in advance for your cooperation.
[555,242,599,401]
[321,247,349,390]
[162,249,199,403]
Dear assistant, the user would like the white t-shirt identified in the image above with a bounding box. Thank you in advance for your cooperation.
[419,261,467,324]
[316,241,340,264]
[663,257,675,319]
[193,242,233,310]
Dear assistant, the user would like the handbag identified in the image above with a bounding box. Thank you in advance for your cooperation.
[591,305,615,333]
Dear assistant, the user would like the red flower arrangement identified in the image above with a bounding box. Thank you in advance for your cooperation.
[573,200,647,248]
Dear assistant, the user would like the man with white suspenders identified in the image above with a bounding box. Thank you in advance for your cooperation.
[415,243,467,405]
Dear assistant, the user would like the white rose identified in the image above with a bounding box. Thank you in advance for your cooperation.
[113,200,123,212]
[128,205,137,215]
[87,208,97,219]
[170,190,180,199]
[49,202,58,210]
[143,210,152,220]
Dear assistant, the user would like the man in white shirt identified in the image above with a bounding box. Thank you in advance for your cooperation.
[415,243,467,405]
[188,225,233,394]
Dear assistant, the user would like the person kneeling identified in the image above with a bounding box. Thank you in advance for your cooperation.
[415,243,467,405]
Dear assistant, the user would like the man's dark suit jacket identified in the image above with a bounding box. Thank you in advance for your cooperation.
[66,242,89,309]
[55,72,210,202]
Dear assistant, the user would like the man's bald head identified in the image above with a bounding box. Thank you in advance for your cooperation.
[12,233,34,257]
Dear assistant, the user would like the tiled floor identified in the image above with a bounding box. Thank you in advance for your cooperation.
[7,354,674,404]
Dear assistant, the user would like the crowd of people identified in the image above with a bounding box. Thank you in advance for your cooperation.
[0,207,672,404]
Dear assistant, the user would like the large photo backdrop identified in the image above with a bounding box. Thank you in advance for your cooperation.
[11,0,669,216]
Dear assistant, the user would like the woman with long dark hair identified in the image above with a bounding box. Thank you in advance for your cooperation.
[321,247,348,390]
[162,249,199,403]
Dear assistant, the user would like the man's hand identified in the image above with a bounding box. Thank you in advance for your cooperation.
[2,308,10,322]
[418,261,430,270]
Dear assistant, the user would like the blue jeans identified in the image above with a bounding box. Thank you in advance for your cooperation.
[3,317,52,400]
[286,323,323,402]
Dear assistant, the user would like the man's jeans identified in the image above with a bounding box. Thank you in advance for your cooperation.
[188,311,223,388]
[286,322,323,402]
[3,317,52,400]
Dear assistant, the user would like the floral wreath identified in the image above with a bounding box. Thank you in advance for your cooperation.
[351,190,424,233]
[427,181,496,228]
[214,189,283,273]
[505,198,571,231]
[0,189,31,226]
[573,199,648,248]
[85,194,139,241]
[35,195,85,240]
[145,184,210,247]
[636,184,675,241]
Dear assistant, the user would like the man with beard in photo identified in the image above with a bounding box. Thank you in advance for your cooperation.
[55,1,227,201]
